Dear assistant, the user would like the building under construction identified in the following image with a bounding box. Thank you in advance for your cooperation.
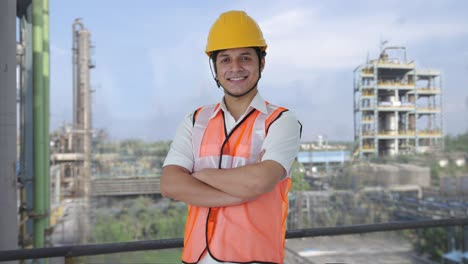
[353,46,443,159]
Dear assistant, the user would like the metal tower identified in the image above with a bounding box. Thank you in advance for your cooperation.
[353,46,443,159]
[72,18,94,243]
[72,18,94,198]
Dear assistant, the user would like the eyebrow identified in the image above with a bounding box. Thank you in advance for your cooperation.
[218,52,254,57]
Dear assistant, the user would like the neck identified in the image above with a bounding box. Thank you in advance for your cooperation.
[224,89,258,121]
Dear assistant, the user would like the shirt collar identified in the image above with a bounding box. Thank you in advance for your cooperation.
[212,92,268,119]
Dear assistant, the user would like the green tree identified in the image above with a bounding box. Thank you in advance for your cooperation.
[413,227,448,262]
[290,160,310,192]
[91,197,187,263]
[445,132,468,152]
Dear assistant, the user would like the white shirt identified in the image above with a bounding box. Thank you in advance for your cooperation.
[163,93,301,263]
[164,93,301,174]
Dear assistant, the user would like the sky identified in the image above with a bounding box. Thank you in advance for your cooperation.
[48,0,468,142]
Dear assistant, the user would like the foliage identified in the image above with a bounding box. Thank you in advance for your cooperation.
[92,197,186,263]
[290,160,310,192]
[429,162,441,184]
[94,138,171,157]
[93,139,172,177]
[445,132,468,153]
[405,227,448,262]
[329,166,355,190]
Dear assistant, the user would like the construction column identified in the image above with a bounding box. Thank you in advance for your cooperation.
[0,0,19,257]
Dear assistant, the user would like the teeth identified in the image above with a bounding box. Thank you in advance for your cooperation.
[229,77,245,81]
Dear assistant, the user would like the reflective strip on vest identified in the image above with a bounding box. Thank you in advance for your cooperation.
[182,103,291,264]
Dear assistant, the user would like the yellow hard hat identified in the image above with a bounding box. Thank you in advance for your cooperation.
[205,10,267,56]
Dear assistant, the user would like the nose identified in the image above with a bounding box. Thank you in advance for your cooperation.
[231,58,243,72]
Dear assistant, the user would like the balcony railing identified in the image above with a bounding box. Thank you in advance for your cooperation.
[361,130,442,138]
[1,218,467,262]
[377,80,415,88]
[410,88,441,94]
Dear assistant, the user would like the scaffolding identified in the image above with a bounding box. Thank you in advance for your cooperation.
[353,46,443,159]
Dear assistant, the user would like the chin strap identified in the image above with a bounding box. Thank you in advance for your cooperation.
[209,57,221,88]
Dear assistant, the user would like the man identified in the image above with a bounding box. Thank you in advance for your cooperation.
[161,10,301,264]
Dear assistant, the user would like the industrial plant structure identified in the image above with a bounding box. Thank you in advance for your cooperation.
[49,19,94,203]
[353,46,443,159]
[50,19,95,243]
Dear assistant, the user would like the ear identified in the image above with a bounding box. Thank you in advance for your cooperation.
[260,57,265,72]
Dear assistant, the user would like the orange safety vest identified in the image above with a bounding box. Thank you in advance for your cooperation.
[182,102,292,264]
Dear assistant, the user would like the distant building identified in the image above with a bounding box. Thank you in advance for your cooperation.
[353,46,443,159]
[298,142,351,176]
[297,150,350,167]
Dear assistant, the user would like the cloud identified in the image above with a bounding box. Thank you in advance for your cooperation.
[48,1,468,141]
[253,5,468,140]
[261,8,468,73]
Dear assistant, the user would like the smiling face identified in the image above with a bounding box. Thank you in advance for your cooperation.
[215,47,264,98]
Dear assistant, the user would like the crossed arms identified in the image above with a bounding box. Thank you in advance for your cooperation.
[160,109,300,208]
[160,160,284,208]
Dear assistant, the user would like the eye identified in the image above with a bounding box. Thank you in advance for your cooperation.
[219,57,230,64]
[241,56,251,61]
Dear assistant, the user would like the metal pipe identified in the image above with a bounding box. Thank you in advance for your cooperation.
[72,22,77,135]
[18,8,28,250]
[19,3,35,246]
[32,0,46,249]
[81,28,92,244]
[42,0,51,228]
[25,3,35,244]
[0,0,19,256]
[54,166,61,206]
[72,20,93,243]
[19,15,27,249]
[72,19,84,138]
[381,46,407,62]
